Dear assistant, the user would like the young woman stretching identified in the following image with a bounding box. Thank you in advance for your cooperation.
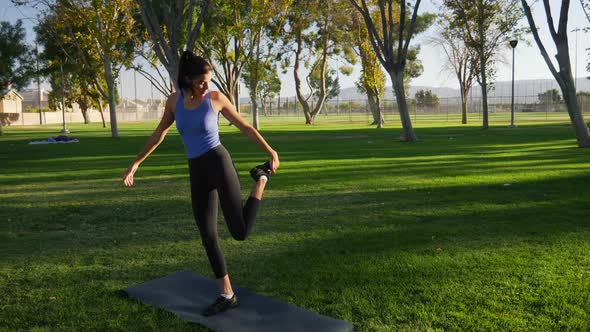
[122,51,279,316]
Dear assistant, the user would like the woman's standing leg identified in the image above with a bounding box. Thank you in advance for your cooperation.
[190,156,240,316]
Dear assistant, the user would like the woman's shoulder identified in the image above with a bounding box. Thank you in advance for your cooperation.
[209,91,230,105]
[165,92,181,110]
[209,90,220,100]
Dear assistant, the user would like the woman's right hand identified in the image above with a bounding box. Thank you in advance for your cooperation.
[270,150,280,174]
[122,163,139,187]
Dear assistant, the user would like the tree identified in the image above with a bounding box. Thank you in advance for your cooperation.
[309,63,340,101]
[521,0,590,147]
[258,65,281,116]
[280,0,356,125]
[431,14,478,124]
[35,13,106,126]
[352,11,386,127]
[0,20,34,136]
[202,0,288,128]
[243,58,281,118]
[137,0,209,93]
[20,0,139,138]
[415,89,439,108]
[197,0,247,114]
[17,0,138,137]
[537,89,561,103]
[582,0,590,24]
[60,0,138,138]
[444,0,523,129]
[580,0,590,76]
[349,0,435,141]
[0,20,33,98]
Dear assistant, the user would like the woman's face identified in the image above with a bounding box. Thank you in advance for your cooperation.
[192,71,212,97]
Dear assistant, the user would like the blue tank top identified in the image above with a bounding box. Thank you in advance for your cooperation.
[175,91,221,159]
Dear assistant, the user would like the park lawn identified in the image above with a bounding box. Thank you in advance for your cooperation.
[1,117,589,331]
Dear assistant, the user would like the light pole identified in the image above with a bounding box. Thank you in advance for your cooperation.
[509,39,518,128]
[336,58,340,115]
[134,69,137,108]
[60,60,70,134]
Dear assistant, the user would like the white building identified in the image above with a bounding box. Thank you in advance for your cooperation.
[0,89,23,114]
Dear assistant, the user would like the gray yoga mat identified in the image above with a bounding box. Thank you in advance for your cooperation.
[122,270,354,332]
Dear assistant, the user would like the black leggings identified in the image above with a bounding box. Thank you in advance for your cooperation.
[188,144,260,278]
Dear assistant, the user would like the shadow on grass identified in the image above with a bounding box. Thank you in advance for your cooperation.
[2,171,589,261]
[1,124,587,188]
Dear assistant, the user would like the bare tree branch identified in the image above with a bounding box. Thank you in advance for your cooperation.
[521,0,562,84]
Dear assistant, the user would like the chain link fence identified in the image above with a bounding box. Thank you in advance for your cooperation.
[5,94,590,126]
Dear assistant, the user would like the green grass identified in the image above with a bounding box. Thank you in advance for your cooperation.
[1,116,589,331]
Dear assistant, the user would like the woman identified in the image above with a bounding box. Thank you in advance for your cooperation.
[122,50,279,316]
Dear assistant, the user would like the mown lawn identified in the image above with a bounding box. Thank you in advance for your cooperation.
[1,117,589,331]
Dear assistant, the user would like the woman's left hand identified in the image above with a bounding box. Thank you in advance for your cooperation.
[270,151,280,174]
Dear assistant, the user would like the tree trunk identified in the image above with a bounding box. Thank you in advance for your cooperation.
[250,33,261,129]
[367,88,384,127]
[80,93,90,124]
[261,97,267,116]
[104,58,119,138]
[167,63,179,92]
[390,70,417,141]
[520,0,590,147]
[477,2,489,129]
[251,93,259,130]
[98,98,106,128]
[479,57,489,129]
[234,86,240,114]
[305,33,331,124]
[561,83,590,147]
[81,106,90,124]
[293,30,313,124]
[556,43,590,147]
[460,86,468,124]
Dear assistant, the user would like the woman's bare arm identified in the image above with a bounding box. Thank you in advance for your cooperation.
[213,91,280,173]
[122,93,177,186]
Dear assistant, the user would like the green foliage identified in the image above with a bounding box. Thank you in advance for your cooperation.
[0,20,34,97]
[24,107,54,113]
[309,61,340,101]
[35,12,108,113]
[443,0,524,86]
[349,0,435,72]
[277,0,357,119]
[51,0,139,89]
[434,11,479,95]
[242,58,281,104]
[414,89,440,107]
[352,10,385,100]
[259,72,281,103]
[538,89,562,103]
[198,0,288,101]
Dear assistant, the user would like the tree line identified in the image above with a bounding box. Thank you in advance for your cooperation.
[1,0,589,147]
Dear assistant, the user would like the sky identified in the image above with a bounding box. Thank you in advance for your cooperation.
[1,0,589,101]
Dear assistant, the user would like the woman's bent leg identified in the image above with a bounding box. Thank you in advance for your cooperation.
[215,151,262,241]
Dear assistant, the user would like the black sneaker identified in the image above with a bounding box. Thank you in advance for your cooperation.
[250,161,272,182]
[202,295,239,316]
